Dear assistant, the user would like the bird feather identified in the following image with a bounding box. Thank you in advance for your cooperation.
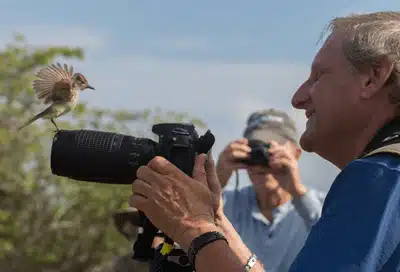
[46,80,74,104]
[32,62,74,104]
[17,104,57,131]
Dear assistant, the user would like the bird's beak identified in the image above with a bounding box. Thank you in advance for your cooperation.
[87,85,95,90]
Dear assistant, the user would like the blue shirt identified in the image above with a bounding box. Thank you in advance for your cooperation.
[289,154,400,272]
[223,185,325,271]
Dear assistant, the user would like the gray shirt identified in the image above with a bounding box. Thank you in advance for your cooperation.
[222,186,325,272]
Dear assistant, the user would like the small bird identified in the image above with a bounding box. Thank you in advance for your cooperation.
[18,63,94,131]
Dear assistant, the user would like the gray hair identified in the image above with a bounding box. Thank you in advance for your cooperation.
[322,11,400,104]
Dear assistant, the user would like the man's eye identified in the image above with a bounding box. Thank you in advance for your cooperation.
[314,71,324,81]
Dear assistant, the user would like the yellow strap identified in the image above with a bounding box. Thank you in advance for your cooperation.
[160,242,174,255]
[362,143,400,158]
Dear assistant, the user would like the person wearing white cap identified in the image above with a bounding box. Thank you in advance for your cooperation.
[216,109,325,272]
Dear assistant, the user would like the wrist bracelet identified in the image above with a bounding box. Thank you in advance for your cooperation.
[187,231,228,268]
[244,253,257,271]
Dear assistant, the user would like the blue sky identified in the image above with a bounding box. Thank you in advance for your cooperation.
[2,0,399,191]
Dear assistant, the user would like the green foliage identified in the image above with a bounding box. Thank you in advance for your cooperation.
[0,34,206,272]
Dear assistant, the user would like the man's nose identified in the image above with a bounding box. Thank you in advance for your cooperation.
[291,81,310,109]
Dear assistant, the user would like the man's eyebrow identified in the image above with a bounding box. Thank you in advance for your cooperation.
[311,61,332,74]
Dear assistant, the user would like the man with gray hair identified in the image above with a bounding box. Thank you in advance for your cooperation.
[128,11,400,271]
[216,109,325,271]
[288,11,400,271]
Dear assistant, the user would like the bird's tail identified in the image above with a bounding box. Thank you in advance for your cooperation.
[17,108,51,131]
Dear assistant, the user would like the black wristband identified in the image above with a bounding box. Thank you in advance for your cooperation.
[187,231,228,268]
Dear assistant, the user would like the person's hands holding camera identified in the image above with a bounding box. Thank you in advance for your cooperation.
[216,138,251,187]
[266,140,307,197]
[129,153,222,251]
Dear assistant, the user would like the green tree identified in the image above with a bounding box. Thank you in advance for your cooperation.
[0,34,206,272]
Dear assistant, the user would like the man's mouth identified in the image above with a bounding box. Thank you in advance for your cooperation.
[305,109,315,119]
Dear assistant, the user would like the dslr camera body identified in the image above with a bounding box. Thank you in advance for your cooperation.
[50,123,215,272]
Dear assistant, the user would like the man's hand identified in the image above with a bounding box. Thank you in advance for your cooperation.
[216,138,251,188]
[129,152,267,271]
[129,153,221,250]
[266,140,307,197]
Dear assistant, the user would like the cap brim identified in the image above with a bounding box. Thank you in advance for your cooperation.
[246,128,289,144]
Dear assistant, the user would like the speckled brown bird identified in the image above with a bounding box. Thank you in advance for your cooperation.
[18,63,94,131]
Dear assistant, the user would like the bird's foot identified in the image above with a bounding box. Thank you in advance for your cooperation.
[50,118,59,131]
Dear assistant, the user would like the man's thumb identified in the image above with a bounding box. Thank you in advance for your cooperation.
[192,153,207,184]
[205,151,222,194]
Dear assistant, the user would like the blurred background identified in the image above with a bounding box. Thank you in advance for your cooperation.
[1,0,399,271]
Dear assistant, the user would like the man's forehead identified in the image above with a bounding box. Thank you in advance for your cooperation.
[312,32,346,70]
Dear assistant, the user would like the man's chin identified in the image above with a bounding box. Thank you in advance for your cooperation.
[299,132,314,152]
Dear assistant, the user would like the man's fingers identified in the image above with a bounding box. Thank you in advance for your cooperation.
[132,179,153,197]
[268,153,284,164]
[130,179,152,212]
[230,150,250,160]
[268,145,282,154]
[205,151,221,195]
[268,146,288,157]
[129,193,148,212]
[268,141,291,155]
[269,157,291,170]
[147,156,179,176]
[136,165,167,187]
[225,141,251,163]
[269,140,279,147]
[192,153,208,185]
[230,142,251,153]
[235,138,249,145]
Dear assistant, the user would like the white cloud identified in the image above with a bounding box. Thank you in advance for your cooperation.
[0,24,340,192]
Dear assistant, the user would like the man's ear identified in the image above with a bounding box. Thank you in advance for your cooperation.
[360,57,395,99]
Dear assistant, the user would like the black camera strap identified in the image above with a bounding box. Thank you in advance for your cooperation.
[360,117,400,158]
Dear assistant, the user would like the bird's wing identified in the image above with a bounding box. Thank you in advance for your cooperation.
[32,63,74,104]
[47,80,74,104]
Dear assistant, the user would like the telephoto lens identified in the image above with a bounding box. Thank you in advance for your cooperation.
[50,129,157,184]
